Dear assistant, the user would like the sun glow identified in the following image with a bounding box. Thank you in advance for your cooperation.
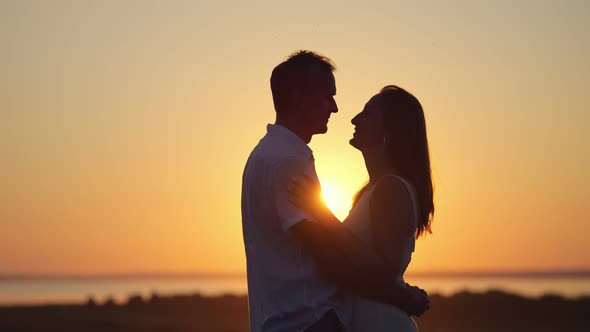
[320,181,351,221]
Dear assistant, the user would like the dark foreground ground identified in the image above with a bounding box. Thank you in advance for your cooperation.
[1,290,588,332]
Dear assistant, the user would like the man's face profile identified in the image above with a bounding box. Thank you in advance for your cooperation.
[299,70,338,135]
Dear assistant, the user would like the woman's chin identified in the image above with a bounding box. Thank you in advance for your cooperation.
[349,137,360,149]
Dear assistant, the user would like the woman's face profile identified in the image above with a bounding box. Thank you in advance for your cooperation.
[350,94,385,151]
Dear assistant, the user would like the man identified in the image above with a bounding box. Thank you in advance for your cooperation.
[241,50,429,332]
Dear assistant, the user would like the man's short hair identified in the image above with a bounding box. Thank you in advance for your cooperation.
[270,50,336,113]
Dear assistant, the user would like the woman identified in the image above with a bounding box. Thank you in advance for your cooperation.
[289,85,434,331]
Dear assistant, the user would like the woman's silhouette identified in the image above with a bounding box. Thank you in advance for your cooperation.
[290,85,434,331]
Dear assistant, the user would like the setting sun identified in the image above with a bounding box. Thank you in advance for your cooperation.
[320,181,351,221]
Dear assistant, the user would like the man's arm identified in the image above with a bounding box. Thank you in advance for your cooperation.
[291,218,428,316]
[272,158,428,315]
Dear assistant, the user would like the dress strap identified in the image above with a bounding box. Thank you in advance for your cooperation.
[374,174,420,231]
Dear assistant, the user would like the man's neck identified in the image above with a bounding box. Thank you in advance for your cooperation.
[274,118,312,144]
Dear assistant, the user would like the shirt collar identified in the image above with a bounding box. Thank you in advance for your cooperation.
[267,124,314,160]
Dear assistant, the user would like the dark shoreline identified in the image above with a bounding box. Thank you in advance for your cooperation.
[1,290,589,332]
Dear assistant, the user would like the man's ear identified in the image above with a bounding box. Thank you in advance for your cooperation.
[288,89,304,110]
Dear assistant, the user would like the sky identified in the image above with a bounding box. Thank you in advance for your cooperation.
[1,0,589,276]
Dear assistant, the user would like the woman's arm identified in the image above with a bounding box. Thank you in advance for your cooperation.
[370,176,416,277]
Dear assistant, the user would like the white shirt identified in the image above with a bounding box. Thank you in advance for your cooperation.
[241,124,349,332]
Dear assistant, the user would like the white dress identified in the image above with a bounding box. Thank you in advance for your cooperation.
[344,175,419,332]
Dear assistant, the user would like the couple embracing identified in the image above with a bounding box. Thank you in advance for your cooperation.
[241,50,434,332]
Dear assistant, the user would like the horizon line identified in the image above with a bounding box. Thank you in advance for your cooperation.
[1,269,590,280]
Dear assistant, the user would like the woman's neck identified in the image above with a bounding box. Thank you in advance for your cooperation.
[362,149,398,183]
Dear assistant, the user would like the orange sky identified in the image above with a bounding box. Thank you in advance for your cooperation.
[1,1,589,275]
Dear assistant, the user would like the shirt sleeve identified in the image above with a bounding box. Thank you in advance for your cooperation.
[270,156,315,232]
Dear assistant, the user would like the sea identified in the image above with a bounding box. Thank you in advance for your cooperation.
[1,273,589,306]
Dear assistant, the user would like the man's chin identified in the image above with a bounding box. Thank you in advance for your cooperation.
[314,125,328,134]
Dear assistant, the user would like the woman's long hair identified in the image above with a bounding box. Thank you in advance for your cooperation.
[352,85,434,238]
